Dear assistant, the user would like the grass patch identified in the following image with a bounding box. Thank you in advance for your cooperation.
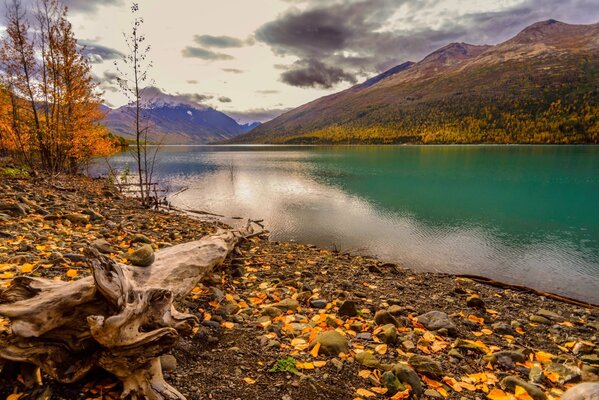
[269,356,298,373]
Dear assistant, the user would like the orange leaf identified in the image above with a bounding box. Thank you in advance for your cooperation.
[358,370,372,379]
[66,269,78,278]
[19,263,34,273]
[375,344,387,354]
[390,390,411,400]
[311,342,321,357]
[356,388,376,398]
[242,377,256,384]
[370,387,388,394]
[487,388,512,400]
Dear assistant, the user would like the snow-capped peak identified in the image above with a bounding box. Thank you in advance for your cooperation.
[138,86,209,110]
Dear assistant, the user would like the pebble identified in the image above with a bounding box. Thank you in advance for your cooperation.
[338,300,358,317]
[374,310,400,327]
[273,298,299,312]
[160,355,177,372]
[310,299,327,309]
[408,355,443,378]
[416,311,457,336]
[128,244,155,267]
[355,351,380,368]
[561,383,599,400]
[501,376,547,400]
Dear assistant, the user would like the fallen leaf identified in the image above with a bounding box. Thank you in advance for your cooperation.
[487,388,512,400]
[375,344,387,355]
[66,269,78,278]
[311,342,321,357]
[356,388,376,398]
[370,387,388,394]
[358,370,372,379]
[242,377,256,384]
[20,263,34,273]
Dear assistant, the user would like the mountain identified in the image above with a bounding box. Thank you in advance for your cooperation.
[102,87,257,144]
[231,20,599,144]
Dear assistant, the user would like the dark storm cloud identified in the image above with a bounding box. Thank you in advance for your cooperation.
[193,34,245,48]
[79,40,123,64]
[181,46,234,60]
[256,0,599,88]
[222,68,244,73]
[281,59,356,88]
[226,107,293,124]
[218,96,232,103]
[17,0,122,14]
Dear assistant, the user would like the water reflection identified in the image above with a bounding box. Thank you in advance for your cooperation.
[94,145,599,303]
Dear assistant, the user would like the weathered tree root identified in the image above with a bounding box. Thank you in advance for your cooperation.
[0,228,252,399]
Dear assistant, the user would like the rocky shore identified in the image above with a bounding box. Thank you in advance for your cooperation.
[0,167,598,400]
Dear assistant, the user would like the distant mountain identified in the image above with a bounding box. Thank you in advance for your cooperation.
[231,20,599,144]
[102,87,258,144]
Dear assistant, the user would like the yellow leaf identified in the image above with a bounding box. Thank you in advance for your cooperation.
[437,387,449,397]
[20,263,34,273]
[291,338,308,350]
[243,377,256,384]
[7,394,23,400]
[311,342,321,357]
[314,361,326,368]
[298,362,314,370]
[390,390,411,400]
[467,314,485,324]
[222,322,234,329]
[535,351,553,363]
[370,387,388,394]
[358,370,372,379]
[375,344,387,355]
[544,371,560,383]
[356,388,376,398]
[481,329,493,335]
[66,269,78,278]
[487,388,512,400]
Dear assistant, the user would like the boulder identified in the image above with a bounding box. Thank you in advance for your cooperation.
[416,311,457,336]
[92,239,114,254]
[128,244,155,267]
[408,355,443,378]
[313,331,349,356]
[355,351,380,368]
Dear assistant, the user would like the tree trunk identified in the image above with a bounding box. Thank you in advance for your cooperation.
[0,229,244,399]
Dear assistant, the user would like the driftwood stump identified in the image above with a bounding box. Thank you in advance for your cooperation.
[0,229,243,399]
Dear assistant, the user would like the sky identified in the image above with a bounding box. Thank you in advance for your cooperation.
[7,0,599,123]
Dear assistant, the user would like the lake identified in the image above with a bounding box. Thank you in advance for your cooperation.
[95,145,599,303]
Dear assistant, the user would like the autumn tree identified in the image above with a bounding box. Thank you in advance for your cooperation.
[0,0,114,172]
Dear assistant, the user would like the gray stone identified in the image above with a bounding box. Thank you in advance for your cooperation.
[338,300,358,317]
[65,213,90,225]
[64,253,86,262]
[408,355,443,378]
[416,311,457,336]
[83,208,104,221]
[529,315,552,325]
[92,239,114,254]
[387,305,404,316]
[424,389,444,398]
[274,298,299,312]
[466,295,485,309]
[501,376,547,400]
[380,371,404,396]
[160,355,177,372]
[376,324,397,345]
[392,363,423,396]
[355,351,380,368]
[310,299,327,309]
[492,322,515,335]
[128,244,155,267]
[561,383,599,400]
[374,310,399,326]
[313,331,349,356]
[261,307,283,318]
[537,309,566,322]
[131,233,152,244]
[356,332,372,341]
[484,351,526,367]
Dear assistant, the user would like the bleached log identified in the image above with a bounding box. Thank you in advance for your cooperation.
[0,228,246,400]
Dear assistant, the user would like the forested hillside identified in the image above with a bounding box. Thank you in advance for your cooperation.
[232,20,599,144]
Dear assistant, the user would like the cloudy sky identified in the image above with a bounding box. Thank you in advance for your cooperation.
[20,0,599,122]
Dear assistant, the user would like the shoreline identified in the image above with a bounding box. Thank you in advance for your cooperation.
[1,171,598,399]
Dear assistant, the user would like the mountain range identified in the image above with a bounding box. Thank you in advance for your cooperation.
[102,87,258,144]
[230,20,599,144]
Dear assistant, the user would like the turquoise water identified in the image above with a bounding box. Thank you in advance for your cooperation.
[96,145,599,303]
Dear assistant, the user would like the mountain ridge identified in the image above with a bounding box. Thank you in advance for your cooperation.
[229,20,599,145]
[102,87,258,144]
